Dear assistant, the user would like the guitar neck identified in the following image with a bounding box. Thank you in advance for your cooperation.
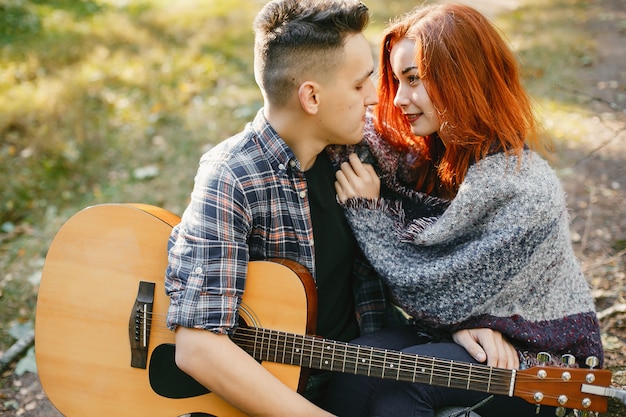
[232,326,514,397]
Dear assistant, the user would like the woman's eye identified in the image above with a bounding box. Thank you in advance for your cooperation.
[408,75,420,85]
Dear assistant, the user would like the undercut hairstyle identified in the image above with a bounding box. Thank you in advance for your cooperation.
[375,3,542,198]
[253,0,369,107]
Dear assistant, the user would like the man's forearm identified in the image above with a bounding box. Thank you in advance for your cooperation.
[174,327,334,417]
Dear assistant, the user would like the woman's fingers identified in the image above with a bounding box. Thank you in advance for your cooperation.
[334,154,380,201]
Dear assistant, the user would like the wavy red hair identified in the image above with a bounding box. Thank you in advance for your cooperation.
[375,3,540,197]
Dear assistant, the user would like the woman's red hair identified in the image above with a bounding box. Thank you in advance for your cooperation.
[375,3,540,197]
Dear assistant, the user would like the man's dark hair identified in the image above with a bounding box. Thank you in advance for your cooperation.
[253,0,370,106]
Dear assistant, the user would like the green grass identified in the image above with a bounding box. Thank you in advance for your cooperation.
[0,0,600,351]
[0,0,265,351]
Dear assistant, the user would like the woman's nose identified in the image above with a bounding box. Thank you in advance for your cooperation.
[393,85,410,108]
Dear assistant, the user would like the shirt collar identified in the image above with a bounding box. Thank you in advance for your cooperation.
[251,108,302,173]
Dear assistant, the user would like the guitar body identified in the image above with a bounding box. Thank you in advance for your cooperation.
[35,203,316,417]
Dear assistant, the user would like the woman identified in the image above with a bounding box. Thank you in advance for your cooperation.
[325,3,604,416]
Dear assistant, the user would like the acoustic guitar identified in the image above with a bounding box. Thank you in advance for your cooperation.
[35,203,623,416]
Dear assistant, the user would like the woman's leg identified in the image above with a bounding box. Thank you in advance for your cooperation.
[322,326,430,417]
[367,342,559,417]
[323,330,559,417]
[367,342,486,417]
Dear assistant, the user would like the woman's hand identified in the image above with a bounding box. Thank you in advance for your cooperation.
[453,328,520,370]
[335,153,381,203]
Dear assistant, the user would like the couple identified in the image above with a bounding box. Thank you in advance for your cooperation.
[165,1,603,416]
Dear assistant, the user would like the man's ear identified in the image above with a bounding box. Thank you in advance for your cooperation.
[297,81,320,115]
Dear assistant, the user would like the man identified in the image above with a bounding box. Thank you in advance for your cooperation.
[166,1,377,415]
[165,1,516,416]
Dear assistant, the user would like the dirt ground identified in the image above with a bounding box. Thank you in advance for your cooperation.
[1,0,625,415]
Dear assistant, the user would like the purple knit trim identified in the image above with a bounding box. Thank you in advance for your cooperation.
[450,311,604,367]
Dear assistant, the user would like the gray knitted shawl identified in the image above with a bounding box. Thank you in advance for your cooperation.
[329,132,604,366]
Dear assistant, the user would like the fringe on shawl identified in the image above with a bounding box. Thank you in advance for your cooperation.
[341,195,444,243]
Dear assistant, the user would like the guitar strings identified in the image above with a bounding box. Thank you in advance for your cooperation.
[137,312,604,409]
[140,310,588,385]
[234,329,512,389]
[134,312,605,410]
[233,328,607,409]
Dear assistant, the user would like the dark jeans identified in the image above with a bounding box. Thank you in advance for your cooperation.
[322,326,558,417]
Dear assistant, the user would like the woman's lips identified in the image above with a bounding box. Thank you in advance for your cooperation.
[405,113,421,123]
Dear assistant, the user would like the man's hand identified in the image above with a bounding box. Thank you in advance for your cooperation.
[453,328,519,369]
[335,153,380,203]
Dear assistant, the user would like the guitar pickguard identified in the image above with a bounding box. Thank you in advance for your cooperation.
[149,344,210,399]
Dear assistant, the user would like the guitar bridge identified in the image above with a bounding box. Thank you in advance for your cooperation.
[128,281,155,369]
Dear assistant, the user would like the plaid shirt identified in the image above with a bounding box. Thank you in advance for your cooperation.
[166,110,387,335]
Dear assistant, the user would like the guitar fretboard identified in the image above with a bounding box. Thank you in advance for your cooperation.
[232,326,514,397]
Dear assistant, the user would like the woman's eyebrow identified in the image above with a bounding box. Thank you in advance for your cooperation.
[401,66,418,75]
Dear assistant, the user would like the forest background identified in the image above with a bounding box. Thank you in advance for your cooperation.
[0,0,624,415]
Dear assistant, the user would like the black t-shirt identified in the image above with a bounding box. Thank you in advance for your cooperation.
[304,152,359,342]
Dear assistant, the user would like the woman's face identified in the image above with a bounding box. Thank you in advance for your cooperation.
[389,38,441,137]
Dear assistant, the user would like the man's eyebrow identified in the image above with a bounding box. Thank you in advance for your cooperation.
[401,66,418,75]
[356,68,375,82]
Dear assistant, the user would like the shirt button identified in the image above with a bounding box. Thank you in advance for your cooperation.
[194,266,203,274]
[289,160,297,168]
[299,191,306,198]
[278,163,285,170]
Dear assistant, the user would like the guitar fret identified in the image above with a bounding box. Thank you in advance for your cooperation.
[381,349,387,379]
[298,334,304,367]
[252,328,258,360]
[396,352,416,381]
[355,345,368,376]
[272,330,278,363]
[391,353,402,381]
[339,341,347,373]
[308,337,314,369]
[340,342,356,374]
[261,328,269,361]
[287,332,294,365]
[281,332,286,361]
[279,331,286,365]
[429,357,434,386]
[264,328,271,362]
[295,333,302,366]
[327,342,335,371]
[392,352,401,380]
